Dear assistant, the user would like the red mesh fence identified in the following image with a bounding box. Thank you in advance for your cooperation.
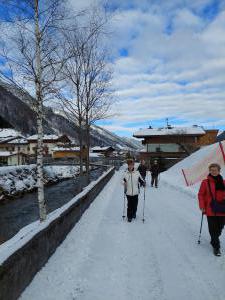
[182,142,225,186]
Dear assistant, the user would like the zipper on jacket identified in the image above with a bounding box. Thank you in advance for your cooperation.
[131,172,133,195]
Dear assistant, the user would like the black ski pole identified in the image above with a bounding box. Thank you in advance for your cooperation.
[142,186,146,223]
[198,212,204,244]
[122,189,126,220]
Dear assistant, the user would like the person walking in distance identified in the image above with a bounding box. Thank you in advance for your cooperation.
[198,163,225,256]
[123,159,145,222]
[137,160,147,187]
[150,160,160,188]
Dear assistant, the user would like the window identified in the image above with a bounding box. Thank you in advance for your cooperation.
[147,144,180,152]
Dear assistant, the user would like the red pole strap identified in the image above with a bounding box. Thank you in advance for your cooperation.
[182,169,189,187]
[219,142,225,164]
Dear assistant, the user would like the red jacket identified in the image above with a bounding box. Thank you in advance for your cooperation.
[198,176,225,216]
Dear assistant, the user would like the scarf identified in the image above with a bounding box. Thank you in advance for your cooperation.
[208,174,225,191]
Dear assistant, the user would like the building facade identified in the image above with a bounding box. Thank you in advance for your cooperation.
[133,126,219,170]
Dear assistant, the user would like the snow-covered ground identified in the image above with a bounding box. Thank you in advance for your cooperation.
[20,165,225,300]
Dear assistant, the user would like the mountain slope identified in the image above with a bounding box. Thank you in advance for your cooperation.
[0,81,139,149]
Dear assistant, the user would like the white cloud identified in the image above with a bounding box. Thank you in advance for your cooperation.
[104,3,225,135]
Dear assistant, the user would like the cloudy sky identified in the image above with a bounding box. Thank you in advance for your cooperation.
[70,0,225,137]
[1,0,225,137]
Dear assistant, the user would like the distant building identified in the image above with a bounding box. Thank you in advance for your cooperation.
[133,126,219,169]
[0,129,29,165]
[27,134,72,156]
[52,146,87,160]
[91,146,115,157]
[0,151,27,166]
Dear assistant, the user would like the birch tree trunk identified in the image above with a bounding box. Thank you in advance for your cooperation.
[35,0,47,221]
[85,115,90,184]
[78,117,83,176]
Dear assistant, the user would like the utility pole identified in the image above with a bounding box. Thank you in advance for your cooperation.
[166,118,169,128]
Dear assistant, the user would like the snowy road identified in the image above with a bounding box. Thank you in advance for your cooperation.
[20,168,225,300]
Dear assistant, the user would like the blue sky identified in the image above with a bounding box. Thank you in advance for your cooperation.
[1,0,225,137]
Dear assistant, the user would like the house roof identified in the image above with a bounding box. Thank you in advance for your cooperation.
[0,129,24,143]
[133,127,206,138]
[8,138,28,144]
[27,134,60,141]
[27,134,71,142]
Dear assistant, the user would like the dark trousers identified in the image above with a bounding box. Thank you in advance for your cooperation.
[151,175,158,187]
[127,195,138,220]
[207,216,225,249]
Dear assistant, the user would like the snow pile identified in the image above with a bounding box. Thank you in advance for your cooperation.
[161,142,225,197]
[0,165,81,199]
[44,166,80,180]
[0,165,37,197]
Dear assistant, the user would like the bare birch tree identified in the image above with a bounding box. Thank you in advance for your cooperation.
[60,10,113,182]
[0,0,67,221]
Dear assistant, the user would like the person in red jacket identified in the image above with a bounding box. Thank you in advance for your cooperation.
[198,163,225,256]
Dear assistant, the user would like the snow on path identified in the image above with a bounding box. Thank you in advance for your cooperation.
[20,169,225,300]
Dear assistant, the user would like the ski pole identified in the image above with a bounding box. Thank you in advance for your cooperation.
[198,212,204,244]
[122,189,126,220]
[142,186,146,223]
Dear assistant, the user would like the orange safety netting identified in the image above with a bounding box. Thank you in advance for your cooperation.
[182,142,225,186]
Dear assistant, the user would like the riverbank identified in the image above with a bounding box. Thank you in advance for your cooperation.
[0,165,81,201]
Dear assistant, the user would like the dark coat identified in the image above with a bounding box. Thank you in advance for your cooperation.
[137,164,147,178]
[150,164,160,176]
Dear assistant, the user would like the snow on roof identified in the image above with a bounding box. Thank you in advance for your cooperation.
[28,134,60,141]
[91,146,114,151]
[8,138,28,144]
[89,152,103,157]
[116,144,129,150]
[52,147,80,152]
[133,126,205,137]
[0,129,23,139]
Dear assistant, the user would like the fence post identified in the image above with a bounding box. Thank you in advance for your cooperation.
[219,142,225,164]
[182,169,189,186]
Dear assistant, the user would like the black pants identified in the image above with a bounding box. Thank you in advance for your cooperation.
[127,195,138,220]
[151,175,158,187]
[207,216,225,249]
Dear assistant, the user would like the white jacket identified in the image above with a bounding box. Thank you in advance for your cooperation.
[123,169,144,196]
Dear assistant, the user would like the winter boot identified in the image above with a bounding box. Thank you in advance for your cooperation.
[213,248,221,256]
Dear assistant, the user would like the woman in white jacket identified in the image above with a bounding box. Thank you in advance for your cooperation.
[123,159,145,222]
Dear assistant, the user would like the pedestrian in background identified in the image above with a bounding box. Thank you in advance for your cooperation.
[138,160,147,187]
[150,160,160,188]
